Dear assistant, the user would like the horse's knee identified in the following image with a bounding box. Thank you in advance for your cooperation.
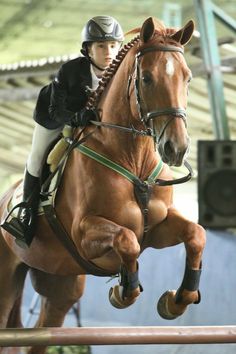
[113,228,140,261]
[184,223,206,258]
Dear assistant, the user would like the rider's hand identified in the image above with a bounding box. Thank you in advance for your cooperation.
[71,109,97,127]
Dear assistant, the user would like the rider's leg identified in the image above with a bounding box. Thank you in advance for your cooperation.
[20,170,40,244]
[27,122,63,178]
[20,123,62,246]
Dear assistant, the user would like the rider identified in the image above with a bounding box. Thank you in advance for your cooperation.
[3,15,124,247]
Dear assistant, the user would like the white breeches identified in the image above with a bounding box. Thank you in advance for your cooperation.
[27,123,63,177]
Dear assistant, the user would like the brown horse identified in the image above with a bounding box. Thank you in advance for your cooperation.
[0,17,205,354]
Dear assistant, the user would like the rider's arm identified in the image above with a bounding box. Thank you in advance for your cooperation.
[48,67,75,124]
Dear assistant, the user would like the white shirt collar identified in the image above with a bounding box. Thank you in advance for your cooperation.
[90,64,101,90]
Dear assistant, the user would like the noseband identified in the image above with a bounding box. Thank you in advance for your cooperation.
[134,45,187,140]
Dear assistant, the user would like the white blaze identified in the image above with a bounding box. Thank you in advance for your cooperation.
[166,54,175,76]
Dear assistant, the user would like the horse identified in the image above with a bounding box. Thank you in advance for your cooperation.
[0,17,206,354]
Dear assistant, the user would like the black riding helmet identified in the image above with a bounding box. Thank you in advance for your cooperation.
[81,16,124,69]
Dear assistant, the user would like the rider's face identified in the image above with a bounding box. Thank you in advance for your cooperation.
[88,41,120,69]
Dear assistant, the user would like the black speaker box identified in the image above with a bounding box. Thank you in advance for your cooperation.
[198,140,236,228]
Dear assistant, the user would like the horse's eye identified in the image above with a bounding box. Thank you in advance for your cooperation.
[142,72,152,85]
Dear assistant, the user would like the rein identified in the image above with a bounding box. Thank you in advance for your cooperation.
[89,119,153,137]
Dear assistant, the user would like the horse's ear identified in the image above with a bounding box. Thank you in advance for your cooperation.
[140,17,155,43]
[171,20,195,46]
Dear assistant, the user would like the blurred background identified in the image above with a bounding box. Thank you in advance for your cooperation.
[0,1,236,353]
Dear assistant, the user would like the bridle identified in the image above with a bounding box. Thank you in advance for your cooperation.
[88,43,193,183]
[133,44,187,143]
[90,44,187,138]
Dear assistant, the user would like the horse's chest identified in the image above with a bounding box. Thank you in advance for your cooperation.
[87,180,169,236]
[113,197,168,238]
[147,199,168,226]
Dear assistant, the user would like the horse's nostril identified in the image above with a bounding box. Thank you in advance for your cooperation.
[164,141,173,157]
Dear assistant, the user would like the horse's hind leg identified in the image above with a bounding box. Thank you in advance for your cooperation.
[27,269,86,354]
[0,235,28,354]
[0,234,28,329]
[80,216,142,309]
[146,207,206,320]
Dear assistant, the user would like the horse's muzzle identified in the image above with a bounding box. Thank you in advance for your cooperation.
[158,138,190,167]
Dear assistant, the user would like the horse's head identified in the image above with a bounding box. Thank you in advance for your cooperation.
[134,17,194,166]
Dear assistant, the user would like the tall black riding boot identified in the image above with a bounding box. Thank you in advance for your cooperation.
[1,170,40,248]
[18,170,40,247]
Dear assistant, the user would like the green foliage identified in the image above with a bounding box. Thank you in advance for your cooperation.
[46,345,90,354]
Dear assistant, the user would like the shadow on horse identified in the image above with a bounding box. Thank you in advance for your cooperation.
[0,17,206,354]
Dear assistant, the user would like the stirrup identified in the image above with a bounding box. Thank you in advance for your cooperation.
[0,201,31,248]
[1,217,29,248]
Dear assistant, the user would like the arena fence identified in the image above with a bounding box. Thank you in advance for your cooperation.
[0,326,236,347]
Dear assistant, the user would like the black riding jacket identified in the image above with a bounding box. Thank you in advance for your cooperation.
[33,56,92,129]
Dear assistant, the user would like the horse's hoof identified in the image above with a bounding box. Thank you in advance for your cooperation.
[157,290,184,320]
[109,286,137,309]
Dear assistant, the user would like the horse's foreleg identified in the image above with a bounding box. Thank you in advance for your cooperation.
[110,226,143,309]
[146,207,206,320]
[28,269,86,354]
[80,216,141,309]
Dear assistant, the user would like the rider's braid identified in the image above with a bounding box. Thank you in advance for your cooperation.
[86,35,140,110]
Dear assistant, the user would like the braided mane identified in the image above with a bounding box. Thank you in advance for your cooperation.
[86,35,140,110]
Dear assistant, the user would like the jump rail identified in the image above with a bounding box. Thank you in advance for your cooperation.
[0,326,236,347]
